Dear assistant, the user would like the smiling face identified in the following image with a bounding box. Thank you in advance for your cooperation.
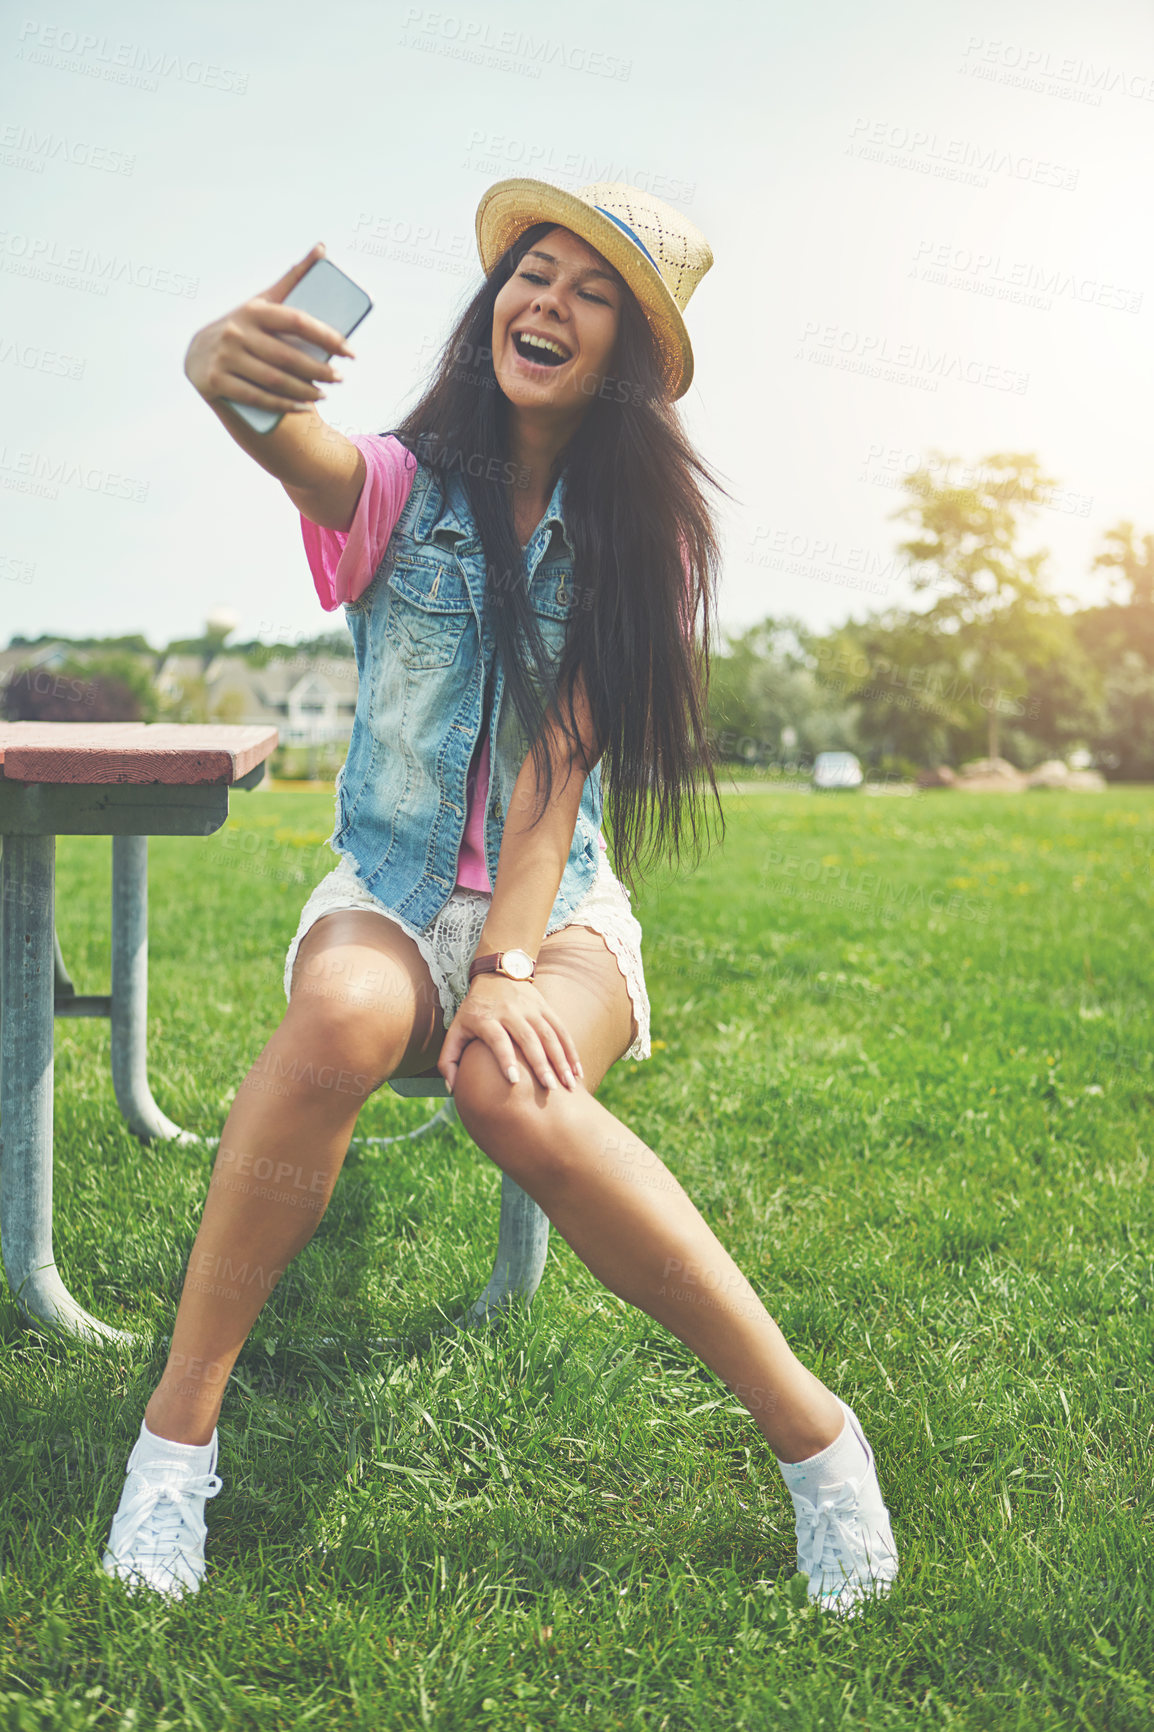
[491,225,624,416]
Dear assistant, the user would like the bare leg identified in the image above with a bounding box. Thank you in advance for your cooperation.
[145,910,445,1444]
[457,1073,841,1461]
[453,926,844,1463]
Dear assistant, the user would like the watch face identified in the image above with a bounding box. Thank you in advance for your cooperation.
[501,948,534,980]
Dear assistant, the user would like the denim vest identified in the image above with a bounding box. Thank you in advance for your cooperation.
[328,456,603,932]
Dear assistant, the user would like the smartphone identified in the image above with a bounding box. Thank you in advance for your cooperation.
[223,255,373,435]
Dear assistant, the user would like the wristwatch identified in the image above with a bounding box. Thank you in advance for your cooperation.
[468,947,536,984]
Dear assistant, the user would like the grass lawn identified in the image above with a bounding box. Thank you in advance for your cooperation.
[1,785,1151,1730]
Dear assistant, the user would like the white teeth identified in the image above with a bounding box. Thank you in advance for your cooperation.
[516,332,568,361]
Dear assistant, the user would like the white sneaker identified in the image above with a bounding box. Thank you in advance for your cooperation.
[790,1403,899,1615]
[101,1429,223,1600]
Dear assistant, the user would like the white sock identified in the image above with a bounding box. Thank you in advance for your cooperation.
[776,1402,869,1504]
[132,1417,216,1474]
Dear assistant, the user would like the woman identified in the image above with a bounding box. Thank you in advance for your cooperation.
[101,180,899,1613]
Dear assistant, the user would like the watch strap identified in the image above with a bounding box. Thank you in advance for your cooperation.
[468,950,536,983]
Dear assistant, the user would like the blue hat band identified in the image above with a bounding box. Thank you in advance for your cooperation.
[592,206,659,274]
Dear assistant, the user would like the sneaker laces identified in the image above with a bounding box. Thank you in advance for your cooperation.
[793,1477,867,1588]
[112,1467,223,1568]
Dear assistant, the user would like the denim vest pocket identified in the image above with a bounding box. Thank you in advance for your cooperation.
[527,562,575,669]
[385,555,472,671]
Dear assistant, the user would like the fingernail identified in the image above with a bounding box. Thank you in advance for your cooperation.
[507,1066,519,1084]
[564,1071,575,1089]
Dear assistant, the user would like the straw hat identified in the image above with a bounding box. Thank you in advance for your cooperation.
[475,178,713,400]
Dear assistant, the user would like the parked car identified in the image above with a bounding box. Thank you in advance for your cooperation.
[812,750,863,791]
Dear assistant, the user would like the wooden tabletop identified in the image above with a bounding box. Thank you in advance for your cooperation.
[0,723,279,785]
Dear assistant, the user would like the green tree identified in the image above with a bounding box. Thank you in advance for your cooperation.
[6,631,155,655]
[240,630,354,667]
[1082,521,1154,669]
[2,651,158,723]
[1093,520,1154,609]
[706,616,857,764]
[813,609,969,767]
[1073,520,1154,777]
[891,451,1087,759]
[1094,653,1154,779]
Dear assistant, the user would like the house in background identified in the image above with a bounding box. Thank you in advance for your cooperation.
[253,660,358,747]
[153,652,360,740]
[2,640,357,774]
[154,651,358,774]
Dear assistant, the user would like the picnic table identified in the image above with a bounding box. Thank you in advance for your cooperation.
[0,722,276,1346]
[0,720,552,1355]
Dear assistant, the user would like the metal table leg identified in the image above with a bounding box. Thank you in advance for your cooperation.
[0,826,547,1352]
[305,1091,553,1351]
[53,928,76,999]
[374,1081,552,1340]
[5,832,192,1146]
[451,1169,551,1328]
[0,833,134,1344]
[110,835,194,1145]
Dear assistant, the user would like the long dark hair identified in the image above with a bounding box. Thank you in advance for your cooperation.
[385,220,728,896]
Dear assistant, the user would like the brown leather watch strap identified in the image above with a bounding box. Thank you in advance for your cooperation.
[468,950,536,984]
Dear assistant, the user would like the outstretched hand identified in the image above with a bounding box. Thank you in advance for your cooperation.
[439,977,585,1096]
[183,242,357,416]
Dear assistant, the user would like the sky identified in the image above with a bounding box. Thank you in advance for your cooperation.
[1,0,1151,654]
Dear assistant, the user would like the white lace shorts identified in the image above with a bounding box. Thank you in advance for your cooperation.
[283,850,651,1063]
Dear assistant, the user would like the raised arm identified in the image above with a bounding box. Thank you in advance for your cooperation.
[183,242,366,531]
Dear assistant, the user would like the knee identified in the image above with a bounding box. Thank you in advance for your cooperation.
[451,1040,521,1136]
[452,1041,575,1183]
[258,1001,402,1105]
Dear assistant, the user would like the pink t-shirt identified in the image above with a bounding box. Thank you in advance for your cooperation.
[299,432,606,891]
